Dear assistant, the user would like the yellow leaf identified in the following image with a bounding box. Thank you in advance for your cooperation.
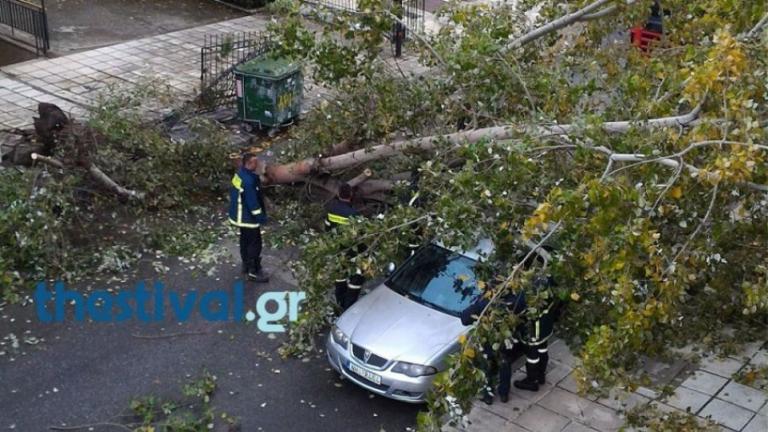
[669,186,683,199]
[570,292,581,301]
[477,280,487,290]
[458,334,467,345]
[463,347,476,359]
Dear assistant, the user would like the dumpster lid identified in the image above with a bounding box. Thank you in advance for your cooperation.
[235,56,300,78]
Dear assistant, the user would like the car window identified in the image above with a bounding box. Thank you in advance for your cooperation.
[385,244,482,316]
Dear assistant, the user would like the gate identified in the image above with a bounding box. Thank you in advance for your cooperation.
[0,0,49,55]
[199,31,272,109]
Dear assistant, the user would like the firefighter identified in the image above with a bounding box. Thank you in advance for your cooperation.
[228,153,269,283]
[461,288,526,405]
[514,275,556,392]
[326,183,365,310]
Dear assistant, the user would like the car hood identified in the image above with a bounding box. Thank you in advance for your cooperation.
[337,284,468,365]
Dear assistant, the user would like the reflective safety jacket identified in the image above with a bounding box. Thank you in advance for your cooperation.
[228,167,267,228]
[325,199,358,229]
[519,276,556,346]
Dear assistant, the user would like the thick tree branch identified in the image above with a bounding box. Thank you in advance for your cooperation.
[505,0,621,51]
[30,153,147,200]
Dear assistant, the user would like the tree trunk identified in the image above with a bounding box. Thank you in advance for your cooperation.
[263,106,702,185]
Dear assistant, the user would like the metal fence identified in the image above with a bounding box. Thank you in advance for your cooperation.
[199,31,272,109]
[0,0,49,55]
[304,0,425,44]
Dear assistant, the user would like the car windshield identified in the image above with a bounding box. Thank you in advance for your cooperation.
[385,244,482,317]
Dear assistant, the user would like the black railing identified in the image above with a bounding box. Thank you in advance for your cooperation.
[0,0,49,55]
[304,0,425,57]
[199,31,273,109]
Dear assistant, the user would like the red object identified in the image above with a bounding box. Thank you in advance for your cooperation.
[630,27,662,53]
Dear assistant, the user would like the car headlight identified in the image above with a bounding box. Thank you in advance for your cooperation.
[331,325,349,349]
[392,361,437,377]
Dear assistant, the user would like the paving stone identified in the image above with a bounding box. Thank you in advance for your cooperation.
[681,371,729,396]
[513,405,570,432]
[538,388,624,431]
[699,356,745,378]
[634,386,661,400]
[597,389,650,412]
[742,413,767,432]
[561,421,599,432]
[502,423,529,432]
[648,401,682,415]
[716,381,768,412]
[481,393,533,421]
[751,349,768,367]
[462,406,508,432]
[547,361,574,385]
[638,357,687,387]
[699,398,755,431]
[547,338,579,367]
[664,386,711,414]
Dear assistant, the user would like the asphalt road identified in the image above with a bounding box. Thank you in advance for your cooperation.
[0,242,421,431]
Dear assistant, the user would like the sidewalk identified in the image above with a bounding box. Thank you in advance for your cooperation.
[444,339,768,432]
[0,14,273,131]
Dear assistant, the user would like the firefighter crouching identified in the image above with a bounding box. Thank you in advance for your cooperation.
[514,275,556,392]
[326,183,365,311]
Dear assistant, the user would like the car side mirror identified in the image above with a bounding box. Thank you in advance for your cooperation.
[386,262,396,275]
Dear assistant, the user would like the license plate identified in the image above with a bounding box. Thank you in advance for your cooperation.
[348,362,382,385]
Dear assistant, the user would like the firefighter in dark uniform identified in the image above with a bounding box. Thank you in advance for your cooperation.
[514,275,556,391]
[461,289,526,404]
[228,153,269,283]
[326,183,365,310]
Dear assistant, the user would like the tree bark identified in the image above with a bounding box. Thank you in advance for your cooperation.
[263,106,702,185]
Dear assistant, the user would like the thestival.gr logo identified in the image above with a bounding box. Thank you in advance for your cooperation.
[34,281,306,332]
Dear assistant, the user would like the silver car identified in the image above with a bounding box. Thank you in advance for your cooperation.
[326,240,493,403]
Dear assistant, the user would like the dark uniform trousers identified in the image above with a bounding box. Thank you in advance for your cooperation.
[240,227,262,273]
[327,202,365,311]
[520,309,554,384]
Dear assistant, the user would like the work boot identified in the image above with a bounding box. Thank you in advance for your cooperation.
[247,269,269,283]
[514,362,540,392]
[499,393,509,403]
[482,392,494,405]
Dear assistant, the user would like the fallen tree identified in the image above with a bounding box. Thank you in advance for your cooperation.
[265,1,768,431]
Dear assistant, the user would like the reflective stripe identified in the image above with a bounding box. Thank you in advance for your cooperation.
[228,218,260,228]
[251,208,262,216]
[327,213,350,225]
[538,348,548,354]
[526,335,551,346]
[335,279,347,283]
[535,320,540,340]
[526,358,540,364]
[232,174,243,191]
[347,284,362,289]
[408,192,420,207]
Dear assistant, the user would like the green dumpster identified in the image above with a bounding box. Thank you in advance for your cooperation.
[234,56,303,129]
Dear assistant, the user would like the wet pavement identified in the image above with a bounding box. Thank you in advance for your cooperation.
[46,0,244,53]
[0,40,37,67]
[0,240,422,431]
